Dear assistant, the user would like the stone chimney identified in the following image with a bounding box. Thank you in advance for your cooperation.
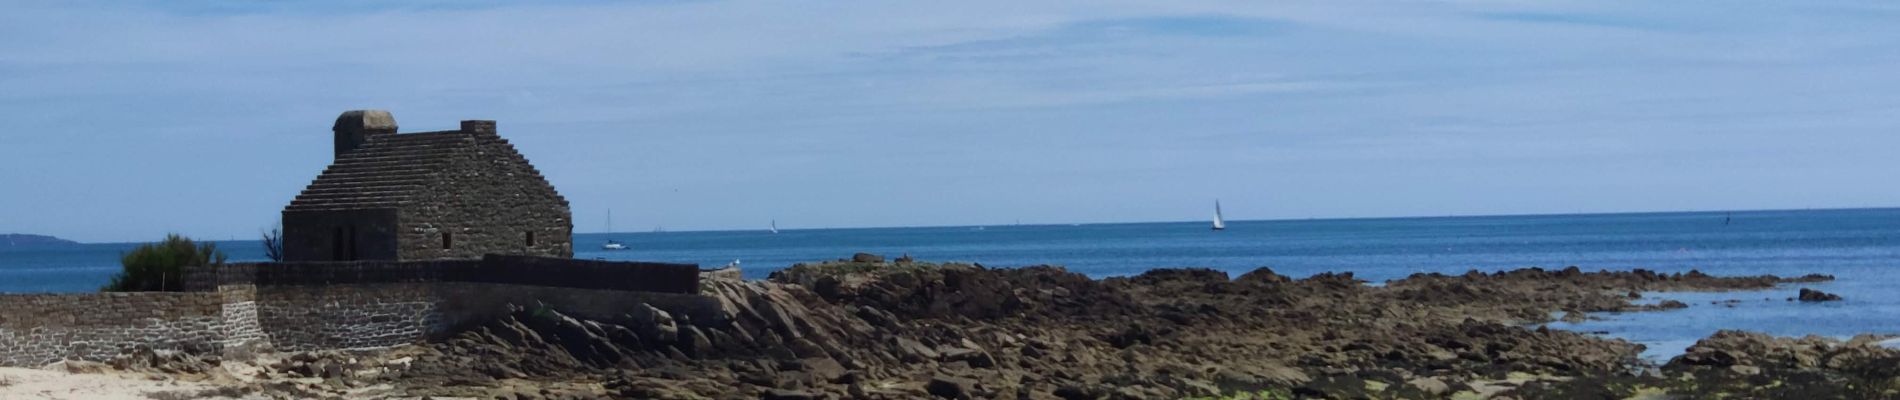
[460,120,496,135]
[334,110,398,158]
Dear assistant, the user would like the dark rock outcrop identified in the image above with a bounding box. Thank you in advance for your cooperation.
[374,260,1848,399]
[1798,288,1843,302]
[1660,330,1900,398]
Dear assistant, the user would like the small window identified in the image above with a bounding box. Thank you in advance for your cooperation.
[442,232,453,250]
[332,227,346,260]
[525,231,536,247]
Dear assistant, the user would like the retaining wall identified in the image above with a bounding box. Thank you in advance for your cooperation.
[0,292,224,366]
[0,255,713,366]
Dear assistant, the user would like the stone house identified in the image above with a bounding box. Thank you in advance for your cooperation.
[281,110,572,261]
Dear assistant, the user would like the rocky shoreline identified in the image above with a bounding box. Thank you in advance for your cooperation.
[34,258,1898,399]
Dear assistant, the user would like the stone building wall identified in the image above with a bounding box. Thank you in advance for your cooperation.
[0,292,224,366]
[398,122,572,261]
[282,209,400,262]
[286,113,572,263]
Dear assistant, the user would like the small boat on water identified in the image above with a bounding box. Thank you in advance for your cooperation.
[602,209,627,250]
[770,220,779,234]
[1212,200,1227,231]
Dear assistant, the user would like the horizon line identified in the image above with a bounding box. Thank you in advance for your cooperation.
[571,205,1898,236]
[40,205,1895,245]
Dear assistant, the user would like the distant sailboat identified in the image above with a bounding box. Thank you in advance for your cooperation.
[770,220,779,234]
[602,210,626,250]
[1212,200,1227,231]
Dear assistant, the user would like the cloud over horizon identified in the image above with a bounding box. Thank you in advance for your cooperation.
[2,0,1897,242]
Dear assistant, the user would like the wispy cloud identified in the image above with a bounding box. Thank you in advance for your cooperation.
[1,0,1897,241]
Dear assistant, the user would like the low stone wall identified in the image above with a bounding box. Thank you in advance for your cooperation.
[0,292,224,366]
[253,282,722,352]
[471,255,702,294]
[219,285,269,354]
[0,255,714,366]
[432,282,725,330]
[193,256,701,294]
[255,283,443,351]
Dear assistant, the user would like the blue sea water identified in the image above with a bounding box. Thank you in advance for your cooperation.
[4,208,1897,358]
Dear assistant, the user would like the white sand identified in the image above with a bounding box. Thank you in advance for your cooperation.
[0,354,468,400]
[0,366,222,400]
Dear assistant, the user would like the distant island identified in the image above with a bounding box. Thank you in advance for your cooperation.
[1,233,80,248]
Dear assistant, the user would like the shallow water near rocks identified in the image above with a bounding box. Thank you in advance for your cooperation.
[1551,279,1894,360]
[6,208,1898,360]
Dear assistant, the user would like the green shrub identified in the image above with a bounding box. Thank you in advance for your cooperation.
[101,234,226,292]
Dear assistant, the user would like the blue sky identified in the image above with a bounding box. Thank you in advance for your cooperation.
[2,0,1897,242]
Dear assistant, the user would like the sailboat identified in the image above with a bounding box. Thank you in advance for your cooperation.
[1212,200,1227,231]
[602,210,627,250]
[770,220,779,234]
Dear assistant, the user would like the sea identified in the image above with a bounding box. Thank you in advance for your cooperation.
[5,208,1897,359]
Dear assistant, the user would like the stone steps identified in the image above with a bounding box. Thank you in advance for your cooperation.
[306,170,434,180]
[288,190,415,202]
[322,155,460,173]
[295,185,426,198]
[286,129,562,212]
[284,201,406,211]
[301,177,429,189]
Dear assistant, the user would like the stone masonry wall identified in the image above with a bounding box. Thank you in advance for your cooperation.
[399,124,572,261]
[283,209,401,262]
[0,257,706,366]
[253,282,722,352]
[0,292,224,367]
[432,282,725,331]
[255,284,442,351]
[219,284,271,355]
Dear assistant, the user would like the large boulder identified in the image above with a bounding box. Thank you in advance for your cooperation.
[926,375,975,399]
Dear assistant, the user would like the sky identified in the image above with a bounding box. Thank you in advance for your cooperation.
[2,0,1898,243]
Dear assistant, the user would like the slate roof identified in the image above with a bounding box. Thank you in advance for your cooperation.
[284,131,476,212]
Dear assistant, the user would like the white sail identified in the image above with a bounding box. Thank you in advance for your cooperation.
[602,209,626,250]
[770,220,779,234]
[1212,200,1226,230]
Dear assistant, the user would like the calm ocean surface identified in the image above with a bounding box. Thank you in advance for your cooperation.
[5,208,1897,358]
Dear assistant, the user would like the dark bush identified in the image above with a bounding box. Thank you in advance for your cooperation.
[102,234,226,292]
[262,227,284,262]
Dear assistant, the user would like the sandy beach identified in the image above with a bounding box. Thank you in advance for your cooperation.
[0,365,220,400]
